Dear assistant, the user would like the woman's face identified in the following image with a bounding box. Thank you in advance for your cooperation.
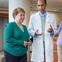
[15,12,25,24]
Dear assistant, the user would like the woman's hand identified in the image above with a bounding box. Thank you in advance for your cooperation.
[24,41,28,47]
[28,42,32,46]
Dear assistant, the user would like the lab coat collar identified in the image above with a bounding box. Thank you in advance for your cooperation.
[39,11,47,17]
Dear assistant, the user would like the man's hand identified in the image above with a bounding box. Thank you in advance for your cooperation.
[35,29,43,36]
[24,41,28,47]
[48,25,53,32]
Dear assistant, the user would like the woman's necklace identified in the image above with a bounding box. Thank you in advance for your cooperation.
[16,22,24,32]
[19,25,24,32]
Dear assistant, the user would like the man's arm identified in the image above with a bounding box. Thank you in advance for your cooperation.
[28,16,36,37]
[47,16,57,36]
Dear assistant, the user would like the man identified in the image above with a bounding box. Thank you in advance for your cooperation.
[28,0,57,62]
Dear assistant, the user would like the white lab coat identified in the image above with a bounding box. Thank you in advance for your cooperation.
[28,11,57,62]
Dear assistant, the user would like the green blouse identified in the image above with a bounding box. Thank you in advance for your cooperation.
[4,22,29,56]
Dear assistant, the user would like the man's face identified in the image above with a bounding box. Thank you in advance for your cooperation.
[37,0,47,14]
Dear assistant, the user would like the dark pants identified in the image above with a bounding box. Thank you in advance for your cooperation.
[4,50,27,62]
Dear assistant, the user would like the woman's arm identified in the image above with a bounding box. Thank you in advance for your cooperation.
[4,23,25,46]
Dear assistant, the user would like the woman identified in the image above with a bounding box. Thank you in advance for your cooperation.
[4,8,31,62]
[57,22,62,62]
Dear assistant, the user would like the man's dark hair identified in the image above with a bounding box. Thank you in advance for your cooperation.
[37,0,47,4]
[44,0,47,4]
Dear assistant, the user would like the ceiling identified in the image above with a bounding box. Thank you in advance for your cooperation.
[0,0,62,12]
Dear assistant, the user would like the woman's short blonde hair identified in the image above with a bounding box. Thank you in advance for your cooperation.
[13,8,25,19]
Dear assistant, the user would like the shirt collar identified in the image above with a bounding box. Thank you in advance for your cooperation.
[39,11,47,17]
